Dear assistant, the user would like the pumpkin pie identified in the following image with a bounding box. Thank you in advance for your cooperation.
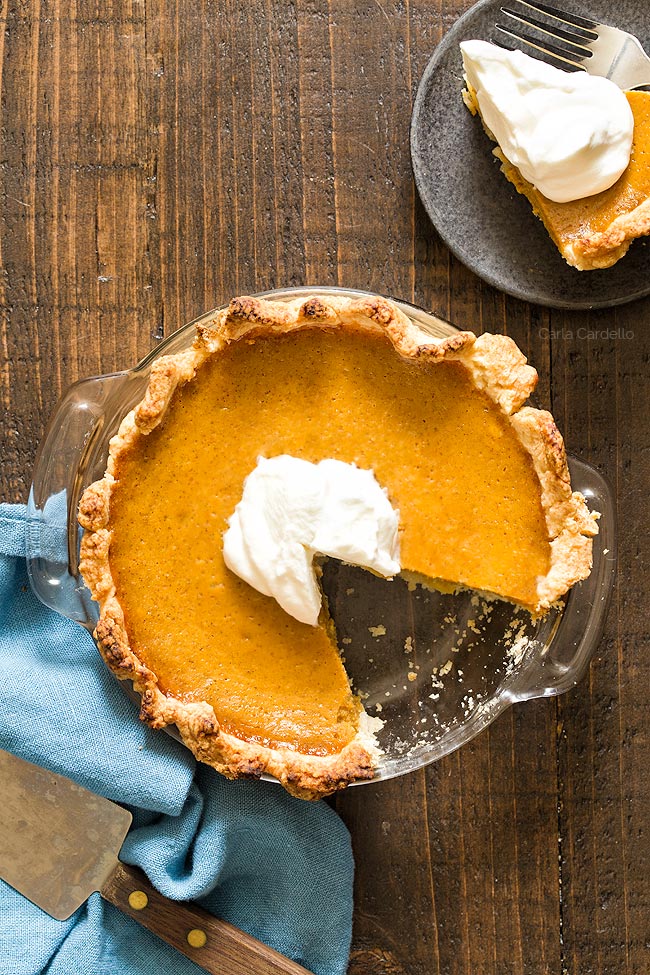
[78,294,598,799]
[464,86,650,270]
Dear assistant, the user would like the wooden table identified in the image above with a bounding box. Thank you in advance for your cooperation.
[1,2,648,973]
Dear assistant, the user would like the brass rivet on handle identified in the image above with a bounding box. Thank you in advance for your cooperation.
[128,890,149,911]
[187,928,208,948]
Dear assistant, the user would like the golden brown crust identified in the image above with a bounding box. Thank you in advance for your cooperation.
[495,150,650,271]
[79,292,597,799]
[511,407,598,606]
[564,197,650,271]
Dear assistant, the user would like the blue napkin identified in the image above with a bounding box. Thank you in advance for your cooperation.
[0,502,354,975]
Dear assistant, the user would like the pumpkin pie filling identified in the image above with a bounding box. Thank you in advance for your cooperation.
[107,327,550,756]
[79,293,597,797]
[521,93,650,238]
[466,85,650,270]
[500,92,650,264]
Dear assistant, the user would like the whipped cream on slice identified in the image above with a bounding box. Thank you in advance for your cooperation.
[223,455,401,626]
[460,40,634,203]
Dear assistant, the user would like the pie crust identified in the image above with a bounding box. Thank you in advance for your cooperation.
[79,293,597,798]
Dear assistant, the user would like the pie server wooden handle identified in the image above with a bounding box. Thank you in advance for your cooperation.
[102,860,314,975]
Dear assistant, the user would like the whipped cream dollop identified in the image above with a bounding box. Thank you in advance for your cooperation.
[223,455,401,626]
[460,40,634,203]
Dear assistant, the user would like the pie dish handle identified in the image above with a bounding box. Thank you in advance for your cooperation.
[510,457,616,702]
[26,372,127,627]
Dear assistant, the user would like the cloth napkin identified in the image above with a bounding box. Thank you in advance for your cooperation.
[0,502,354,975]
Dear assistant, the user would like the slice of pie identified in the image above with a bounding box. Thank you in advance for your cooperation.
[78,294,598,798]
[464,85,650,270]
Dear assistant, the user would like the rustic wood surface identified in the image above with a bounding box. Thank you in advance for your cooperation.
[1,2,648,974]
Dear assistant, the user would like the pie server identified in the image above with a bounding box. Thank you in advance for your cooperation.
[0,749,312,975]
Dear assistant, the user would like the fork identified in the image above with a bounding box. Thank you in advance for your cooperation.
[496,0,650,89]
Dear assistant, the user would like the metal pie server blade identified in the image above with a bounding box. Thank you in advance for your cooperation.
[0,748,132,920]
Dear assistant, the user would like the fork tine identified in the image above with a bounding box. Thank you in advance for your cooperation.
[512,0,598,34]
[501,7,594,54]
[495,24,586,71]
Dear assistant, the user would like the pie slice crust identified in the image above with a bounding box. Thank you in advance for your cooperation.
[79,293,598,799]
[464,86,650,271]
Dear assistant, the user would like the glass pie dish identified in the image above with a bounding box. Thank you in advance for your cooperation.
[26,287,616,787]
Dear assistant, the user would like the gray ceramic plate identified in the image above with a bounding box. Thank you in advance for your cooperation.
[410,0,650,309]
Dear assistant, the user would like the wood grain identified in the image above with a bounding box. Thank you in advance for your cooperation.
[550,303,650,975]
[0,1,648,974]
